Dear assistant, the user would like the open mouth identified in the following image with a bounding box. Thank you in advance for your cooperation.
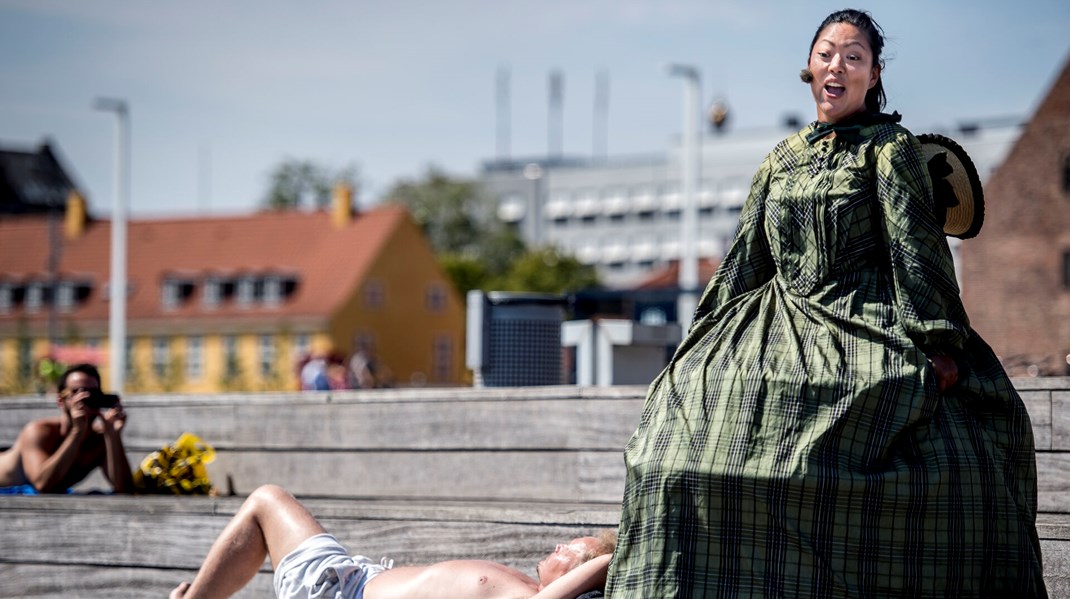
[824,82,845,98]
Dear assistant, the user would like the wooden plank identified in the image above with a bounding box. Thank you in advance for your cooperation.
[8,382,1069,451]
[1040,540,1070,598]
[3,494,1070,596]
[199,450,625,502]
[0,564,273,598]
[115,398,643,451]
[1,389,647,450]
[1022,391,1052,451]
[3,517,1070,596]
[69,446,1070,510]
[1036,452,1070,513]
[1053,391,1070,451]
[1011,377,1070,392]
[0,494,621,525]
[0,507,602,570]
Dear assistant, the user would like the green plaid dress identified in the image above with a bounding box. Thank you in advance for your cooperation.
[606,119,1046,597]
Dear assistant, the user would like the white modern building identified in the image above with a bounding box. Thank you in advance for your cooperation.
[480,117,1024,292]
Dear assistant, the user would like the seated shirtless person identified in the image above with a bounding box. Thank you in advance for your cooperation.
[171,484,615,599]
[0,363,133,494]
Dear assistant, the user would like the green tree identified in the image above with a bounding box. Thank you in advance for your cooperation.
[492,247,600,294]
[385,167,601,296]
[384,167,488,254]
[262,159,359,210]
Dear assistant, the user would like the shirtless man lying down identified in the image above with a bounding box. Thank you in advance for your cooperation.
[170,484,615,599]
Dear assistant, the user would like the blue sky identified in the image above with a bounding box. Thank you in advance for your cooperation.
[2,0,1068,217]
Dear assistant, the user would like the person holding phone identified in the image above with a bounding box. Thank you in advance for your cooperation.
[0,363,133,494]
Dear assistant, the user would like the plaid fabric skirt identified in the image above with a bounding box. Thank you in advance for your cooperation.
[606,273,1046,598]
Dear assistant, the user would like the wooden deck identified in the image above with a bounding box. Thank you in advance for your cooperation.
[2,379,1069,596]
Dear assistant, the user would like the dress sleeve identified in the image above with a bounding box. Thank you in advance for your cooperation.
[874,130,969,354]
[691,154,776,327]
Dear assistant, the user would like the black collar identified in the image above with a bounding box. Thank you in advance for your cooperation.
[805,111,902,144]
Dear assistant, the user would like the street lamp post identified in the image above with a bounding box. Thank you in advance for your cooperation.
[668,64,701,332]
[93,98,129,393]
[523,162,544,247]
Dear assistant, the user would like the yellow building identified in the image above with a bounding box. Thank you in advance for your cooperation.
[0,190,466,394]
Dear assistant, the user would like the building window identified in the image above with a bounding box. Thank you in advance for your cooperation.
[263,276,282,308]
[259,334,276,377]
[161,280,179,311]
[25,282,44,313]
[0,283,11,314]
[1064,154,1070,194]
[125,338,135,377]
[186,336,203,380]
[432,335,453,383]
[56,282,75,313]
[364,280,385,309]
[152,336,170,379]
[16,338,31,382]
[497,193,526,223]
[203,278,222,309]
[236,276,256,308]
[223,335,239,378]
[294,333,311,361]
[426,283,446,313]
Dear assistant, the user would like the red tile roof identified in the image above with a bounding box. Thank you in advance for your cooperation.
[0,205,410,328]
[632,257,721,290]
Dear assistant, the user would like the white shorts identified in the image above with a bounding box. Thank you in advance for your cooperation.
[274,533,393,599]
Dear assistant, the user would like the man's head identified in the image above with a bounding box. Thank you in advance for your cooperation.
[535,529,616,587]
[56,363,102,410]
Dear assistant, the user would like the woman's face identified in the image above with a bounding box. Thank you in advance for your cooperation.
[808,22,879,123]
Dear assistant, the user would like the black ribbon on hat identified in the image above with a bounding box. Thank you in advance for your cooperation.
[926,151,959,226]
[805,111,902,144]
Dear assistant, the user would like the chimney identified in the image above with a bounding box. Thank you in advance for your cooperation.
[331,182,354,229]
[65,189,88,239]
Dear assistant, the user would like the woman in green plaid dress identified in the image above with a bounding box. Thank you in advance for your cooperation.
[606,9,1046,597]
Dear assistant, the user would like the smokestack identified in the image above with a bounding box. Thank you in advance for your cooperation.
[593,69,609,160]
[548,70,563,159]
[496,66,511,161]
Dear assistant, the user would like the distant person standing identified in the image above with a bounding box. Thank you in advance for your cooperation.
[0,364,133,494]
[299,352,330,391]
[347,344,379,389]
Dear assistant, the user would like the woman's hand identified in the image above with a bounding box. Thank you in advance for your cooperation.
[930,355,959,393]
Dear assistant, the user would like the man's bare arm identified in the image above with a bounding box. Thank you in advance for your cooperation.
[530,554,611,599]
[19,419,88,493]
[99,407,133,493]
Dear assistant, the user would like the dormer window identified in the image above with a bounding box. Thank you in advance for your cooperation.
[162,280,180,310]
[0,283,11,314]
[236,276,256,308]
[203,278,222,309]
[263,276,282,307]
[57,281,75,312]
[25,282,45,313]
[161,278,195,311]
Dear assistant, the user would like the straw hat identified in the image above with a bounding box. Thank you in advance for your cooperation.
[917,133,985,239]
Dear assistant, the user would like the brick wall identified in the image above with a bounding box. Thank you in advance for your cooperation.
[961,57,1070,376]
